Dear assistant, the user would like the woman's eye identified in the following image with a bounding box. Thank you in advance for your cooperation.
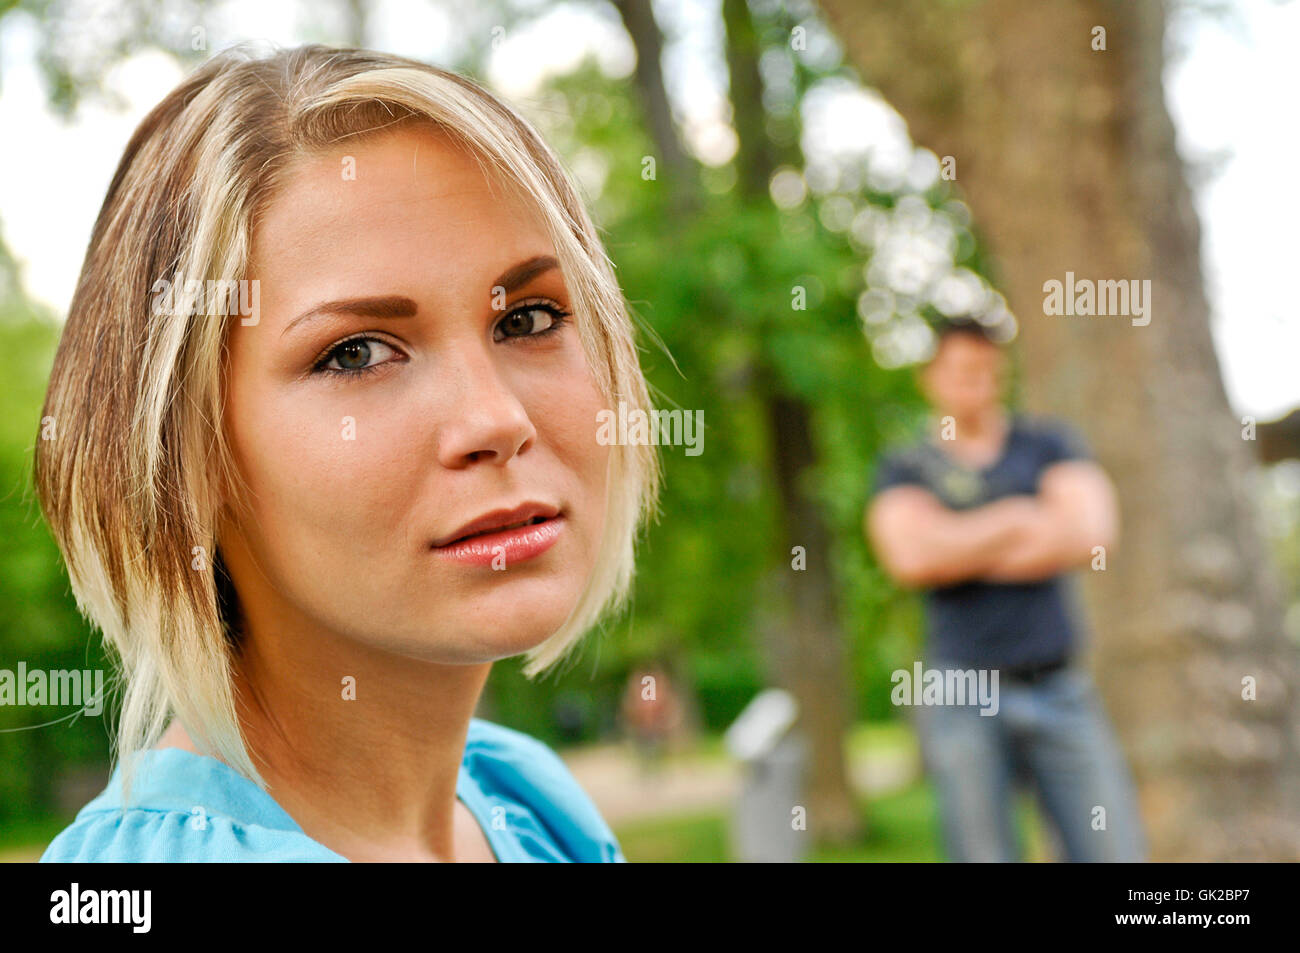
[316,337,400,374]
[494,304,567,342]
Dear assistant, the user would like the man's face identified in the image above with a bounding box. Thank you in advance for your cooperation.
[920,332,1005,419]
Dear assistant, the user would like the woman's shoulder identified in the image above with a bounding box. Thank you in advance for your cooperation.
[40,748,346,863]
[462,718,624,862]
[39,808,345,863]
[40,723,623,863]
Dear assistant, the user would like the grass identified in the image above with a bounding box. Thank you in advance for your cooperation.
[678,720,917,767]
[0,815,72,862]
[615,780,1052,863]
[613,783,940,863]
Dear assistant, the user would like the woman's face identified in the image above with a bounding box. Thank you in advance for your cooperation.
[220,126,610,663]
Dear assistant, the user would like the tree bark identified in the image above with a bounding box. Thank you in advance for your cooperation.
[612,0,699,217]
[817,0,1300,859]
[724,0,863,844]
[763,393,864,844]
[1257,409,1300,465]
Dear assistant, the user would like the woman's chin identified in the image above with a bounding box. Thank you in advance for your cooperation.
[404,596,581,663]
[461,606,577,658]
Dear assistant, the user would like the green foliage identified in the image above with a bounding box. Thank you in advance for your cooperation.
[0,305,111,821]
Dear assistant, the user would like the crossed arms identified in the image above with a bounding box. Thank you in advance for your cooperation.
[866,461,1119,588]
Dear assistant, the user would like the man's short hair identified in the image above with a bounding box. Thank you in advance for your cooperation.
[932,316,1003,350]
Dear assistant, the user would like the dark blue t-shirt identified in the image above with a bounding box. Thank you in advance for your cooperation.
[871,415,1092,669]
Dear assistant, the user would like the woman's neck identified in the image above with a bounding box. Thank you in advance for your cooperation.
[179,619,494,861]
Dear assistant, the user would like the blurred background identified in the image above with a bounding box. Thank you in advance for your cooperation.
[1,0,1297,862]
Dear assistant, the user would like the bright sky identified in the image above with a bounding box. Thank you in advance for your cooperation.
[0,0,1295,419]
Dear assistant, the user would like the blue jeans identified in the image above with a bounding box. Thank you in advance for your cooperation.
[913,662,1146,862]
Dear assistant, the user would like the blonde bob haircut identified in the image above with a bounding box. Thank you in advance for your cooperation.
[35,44,660,796]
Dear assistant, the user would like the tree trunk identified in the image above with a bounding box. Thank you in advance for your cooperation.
[763,393,864,843]
[818,0,1300,860]
[1257,410,1300,465]
[723,0,863,844]
[612,0,698,217]
[616,0,863,845]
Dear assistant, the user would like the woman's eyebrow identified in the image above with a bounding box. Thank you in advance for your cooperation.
[280,256,559,338]
[493,255,560,295]
[281,295,418,337]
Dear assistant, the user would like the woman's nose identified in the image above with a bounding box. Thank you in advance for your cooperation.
[433,347,537,469]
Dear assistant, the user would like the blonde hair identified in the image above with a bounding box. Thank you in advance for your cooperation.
[34,44,660,797]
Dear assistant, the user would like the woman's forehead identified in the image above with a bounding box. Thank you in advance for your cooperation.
[249,128,558,308]
[259,128,538,241]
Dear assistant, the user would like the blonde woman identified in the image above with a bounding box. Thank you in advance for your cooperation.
[36,44,659,863]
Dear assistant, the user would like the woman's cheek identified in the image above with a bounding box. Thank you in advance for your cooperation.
[551,386,608,477]
[246,397,374,542]
[573,392,614,535]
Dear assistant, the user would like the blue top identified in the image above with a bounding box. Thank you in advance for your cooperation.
[40,718,625,863]
[871,414,1093,670]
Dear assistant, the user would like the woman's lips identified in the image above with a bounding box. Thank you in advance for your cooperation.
[431,515,565,566]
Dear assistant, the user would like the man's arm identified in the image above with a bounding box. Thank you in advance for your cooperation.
[866,486,1041,588]
[980,460,1118,582]
[866,460,1119,588]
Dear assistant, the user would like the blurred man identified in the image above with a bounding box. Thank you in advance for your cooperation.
[866,319,1145,862]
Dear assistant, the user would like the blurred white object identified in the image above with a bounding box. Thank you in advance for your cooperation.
[726,689,808,863]
[724,688,799,762]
